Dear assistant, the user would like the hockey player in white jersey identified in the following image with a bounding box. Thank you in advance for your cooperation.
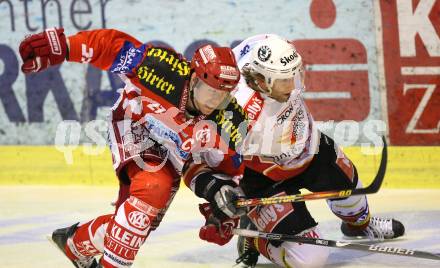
[225,35,405,268]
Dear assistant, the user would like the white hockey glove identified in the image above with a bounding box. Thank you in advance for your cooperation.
[212,184,246,219]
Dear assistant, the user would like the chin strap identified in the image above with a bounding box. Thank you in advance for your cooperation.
[187,88,201,116]
[265,77,274,95]
[252,79,272,95]
[267,86,273,95]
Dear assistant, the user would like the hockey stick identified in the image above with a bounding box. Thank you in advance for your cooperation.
[235,136,388,208]
[233,228,440,261]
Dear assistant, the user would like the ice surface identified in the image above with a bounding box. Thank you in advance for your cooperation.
[0,186,439,267]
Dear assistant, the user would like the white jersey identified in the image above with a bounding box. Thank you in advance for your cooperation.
[232,34,320,181]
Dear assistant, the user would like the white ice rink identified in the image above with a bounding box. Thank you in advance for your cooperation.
[1,186,439,268]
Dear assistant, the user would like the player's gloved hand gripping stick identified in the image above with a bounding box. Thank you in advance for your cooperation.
[236,136,388,208]
[233,228,440,261]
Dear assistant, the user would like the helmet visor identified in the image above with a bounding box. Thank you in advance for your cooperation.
[272,66,305,94]
[293,67,305,92]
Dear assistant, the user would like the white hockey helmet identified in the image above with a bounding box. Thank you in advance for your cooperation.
[249,36,304,92]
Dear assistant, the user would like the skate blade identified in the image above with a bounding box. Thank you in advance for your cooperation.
[47,235,97,267]
[234,263,256,268]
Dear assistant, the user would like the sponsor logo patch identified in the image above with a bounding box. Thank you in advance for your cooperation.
[144,115,189,159]
[280,50,298,66]
[200,45,217,63]
[257,45,271,62]
[46,28,61,55]
[136,47,189,106]
[128,211,150,229]
[111,42,146,73]
[219,65,239,80]
[247,193,294,232]
[240,44,251,57]
[245,91,264,121]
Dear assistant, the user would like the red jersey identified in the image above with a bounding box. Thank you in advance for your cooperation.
[67,29,246,178]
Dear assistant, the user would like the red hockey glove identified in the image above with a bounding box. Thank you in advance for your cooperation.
[198,203,238,246]
[19,28,67,73]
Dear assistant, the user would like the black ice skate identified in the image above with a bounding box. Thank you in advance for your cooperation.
[235,216,259,268]
[341,217,405,241]
[51,222,99,268]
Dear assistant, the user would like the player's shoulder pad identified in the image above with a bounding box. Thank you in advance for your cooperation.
[207,96,248,151]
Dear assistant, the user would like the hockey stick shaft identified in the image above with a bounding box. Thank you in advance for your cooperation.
[233,229,440,261]
[235,136,387,208]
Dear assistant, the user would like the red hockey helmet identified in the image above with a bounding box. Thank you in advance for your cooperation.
[190,45,241,91]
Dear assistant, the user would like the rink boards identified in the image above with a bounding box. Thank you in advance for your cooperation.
[0,146,439,188]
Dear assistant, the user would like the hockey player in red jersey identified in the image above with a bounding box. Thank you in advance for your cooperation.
[19,28,247,267]
[189,34,405,268]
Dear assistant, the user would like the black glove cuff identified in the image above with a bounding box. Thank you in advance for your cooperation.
[194,172,236,202]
